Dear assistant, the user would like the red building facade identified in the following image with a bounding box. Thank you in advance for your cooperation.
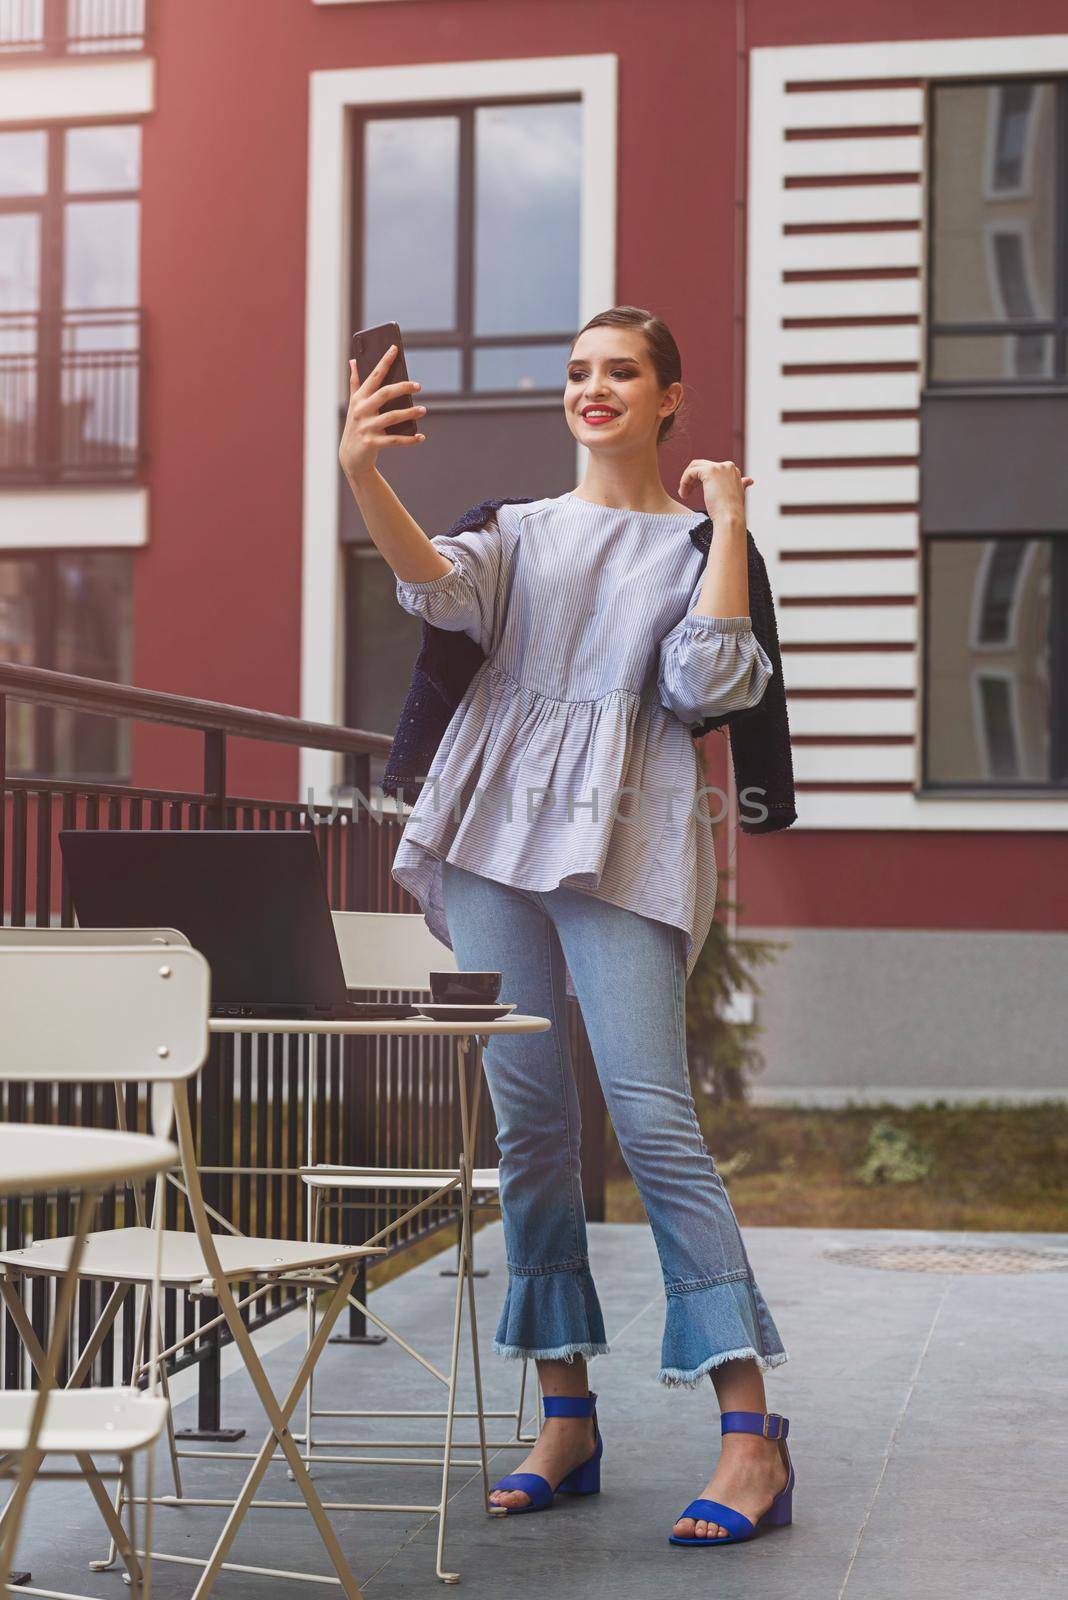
[2,0,1066,1096]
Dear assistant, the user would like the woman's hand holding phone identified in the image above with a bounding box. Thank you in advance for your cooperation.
[338,343,427,485]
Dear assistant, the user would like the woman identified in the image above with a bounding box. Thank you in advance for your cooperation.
[339,306,794,1548]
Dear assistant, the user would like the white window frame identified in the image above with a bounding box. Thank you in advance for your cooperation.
[300,54,617,806]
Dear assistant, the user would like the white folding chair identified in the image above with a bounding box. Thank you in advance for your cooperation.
[0,925,194,1536]
[0,943,188,1598]
[0,944,386,1600]
[294,910,534,1585]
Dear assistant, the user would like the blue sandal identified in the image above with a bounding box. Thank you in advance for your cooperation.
[669,1409,794,1546]
[488,1391,603,1514]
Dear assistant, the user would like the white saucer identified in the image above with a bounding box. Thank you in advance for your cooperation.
[414,1001,516,1019]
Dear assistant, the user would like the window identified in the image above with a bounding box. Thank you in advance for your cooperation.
[923,536,1066,788]
[927,78,1066,385]
[0,120,143,483]
[352,97,582,396]
[0,550,133,779]
[344,95,585,776]
[927,82,1068,387]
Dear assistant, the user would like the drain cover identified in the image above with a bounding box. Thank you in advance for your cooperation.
[823,1244,1068,1275]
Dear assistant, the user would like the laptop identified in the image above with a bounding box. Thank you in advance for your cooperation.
[57,828,419,1020]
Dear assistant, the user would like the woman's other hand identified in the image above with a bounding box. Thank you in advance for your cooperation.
[678,459,754,527]
[338,344,427,485]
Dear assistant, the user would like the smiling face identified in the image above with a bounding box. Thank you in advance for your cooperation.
[565,327,681,449]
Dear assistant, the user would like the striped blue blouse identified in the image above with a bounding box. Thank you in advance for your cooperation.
[390,492,774,997]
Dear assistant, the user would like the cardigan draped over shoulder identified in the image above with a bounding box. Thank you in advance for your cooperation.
[382,494,797,835]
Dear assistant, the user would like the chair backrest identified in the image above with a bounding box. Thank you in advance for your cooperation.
[0,926,191,947]
[331,910,457,992]
[0,944,210,1085]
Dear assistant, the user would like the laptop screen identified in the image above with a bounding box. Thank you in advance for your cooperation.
[58,829,349,1009]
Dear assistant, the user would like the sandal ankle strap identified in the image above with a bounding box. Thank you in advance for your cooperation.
[721,1409,789,1441]
[542,1390,597,1418]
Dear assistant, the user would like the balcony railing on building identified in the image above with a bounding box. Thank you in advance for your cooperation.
[0,309,144,485]
[0,0,147,56]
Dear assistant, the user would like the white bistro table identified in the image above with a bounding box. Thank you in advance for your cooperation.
[204,1012,550,1584]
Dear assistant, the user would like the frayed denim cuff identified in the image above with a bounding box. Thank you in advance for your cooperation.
[492,1259,609,1363]
[658,1273,788,1387]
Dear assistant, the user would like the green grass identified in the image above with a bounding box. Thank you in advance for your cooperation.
[605,1102,1068,1232]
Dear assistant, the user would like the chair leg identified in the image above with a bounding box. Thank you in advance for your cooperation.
[89,1282,153,1573]
[0,1190,94,1581]
[434,1206,467,1586]
[185,1263,365,1600]
[76,1450,144,1590]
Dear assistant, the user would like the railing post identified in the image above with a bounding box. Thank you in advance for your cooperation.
[204,730,226,828]
[42,0,65,52]
[334,754,387,1344]
[175,1034,245,1443]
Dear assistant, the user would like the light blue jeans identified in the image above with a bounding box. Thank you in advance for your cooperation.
[440,859,788,1386]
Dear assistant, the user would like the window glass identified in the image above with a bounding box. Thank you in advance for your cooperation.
[926,537,1050,784]
[362,116,458,332]
[0,212,40,310]
[930,81,1056,327]
[0,130,47,197]
[473,342,573,393]
[929,331,1053,382]
[52,551,132,776]
[0,556,37,769]
[65,124,140,193]
[401,346,462,394]
[63,199,139,308]
[473,101,581,337]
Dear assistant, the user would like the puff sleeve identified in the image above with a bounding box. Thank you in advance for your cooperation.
[657,601,774,727]
[394,512,504,655]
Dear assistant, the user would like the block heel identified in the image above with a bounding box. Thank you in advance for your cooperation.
[488,1391,603,1515]
[668,1410,795,1547]
[557,1438,602,1495]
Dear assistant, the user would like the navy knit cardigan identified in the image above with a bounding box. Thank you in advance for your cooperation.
[382,495,797,835]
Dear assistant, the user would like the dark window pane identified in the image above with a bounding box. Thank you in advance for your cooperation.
[992,82,1036,190]
[926,537,1051,784]
[0,130,46,196]
[63,199,139,308]
[473,341,573,393]
[931,81,1055,326]
[52,551,131,777]
[362,116,458,332]
[346,550,421,792]
[977,676,1020,777]
[0,555,38,768]
[978,538,1029,643]
[474,101,581,336]
[65,124,140,193]
[929,331,1053,382]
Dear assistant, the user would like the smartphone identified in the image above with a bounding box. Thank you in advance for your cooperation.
[351,320,418,438]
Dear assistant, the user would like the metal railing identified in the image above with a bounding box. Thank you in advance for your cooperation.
[0,310,145,486]
[0,661,607,1431]
[0,0,147,56]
